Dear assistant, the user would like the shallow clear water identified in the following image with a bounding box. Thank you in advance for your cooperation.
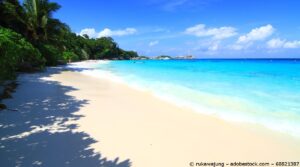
[93,59,300,136]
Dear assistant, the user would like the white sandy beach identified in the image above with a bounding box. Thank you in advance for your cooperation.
[1,65,300,167]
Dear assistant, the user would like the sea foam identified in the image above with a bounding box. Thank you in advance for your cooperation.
[66,60,300,138]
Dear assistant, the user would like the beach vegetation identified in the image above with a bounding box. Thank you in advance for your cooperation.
[0,0,141,81]
[63,51,79,63]
[36,44,61,66]
[0,27,45,81]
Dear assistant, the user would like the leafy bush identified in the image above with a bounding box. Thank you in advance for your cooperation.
[17,39,45,71]
[0,28,20,80]
[0,27,45,81]
[1,0,143,83]
[80,49,89,60]
[62,51,79,62]
[121,50,138,60]
[37,44,61,66]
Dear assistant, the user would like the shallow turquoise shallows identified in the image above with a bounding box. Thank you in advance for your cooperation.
[94,59,300,136]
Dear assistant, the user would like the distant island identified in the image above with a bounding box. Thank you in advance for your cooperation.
[132,55,194,60]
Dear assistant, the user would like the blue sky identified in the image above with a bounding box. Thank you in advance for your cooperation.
[53,0,300,58]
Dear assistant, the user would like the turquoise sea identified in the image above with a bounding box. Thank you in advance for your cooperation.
[89,59,300,136]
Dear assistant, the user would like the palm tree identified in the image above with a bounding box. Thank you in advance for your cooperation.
[0,0,27,34]
[22,0,61,41]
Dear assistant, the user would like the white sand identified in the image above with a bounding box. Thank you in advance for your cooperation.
[54,69,300,165]
[1,66,300,167]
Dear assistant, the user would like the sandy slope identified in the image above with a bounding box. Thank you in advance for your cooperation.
[1,67,300,167]
[53,69,300,166]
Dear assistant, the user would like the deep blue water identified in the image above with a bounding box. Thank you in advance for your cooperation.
[94,59,300,136]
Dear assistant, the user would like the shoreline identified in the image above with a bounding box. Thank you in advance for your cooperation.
[69,60,300,138]
[51,67,300,163]
[1,65,300,166]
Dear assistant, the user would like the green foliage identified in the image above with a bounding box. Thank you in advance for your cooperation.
[62,51,79,62]
[80,49,89,60]
[120,50,138,60]
[0,28,21,80]
[0,27,45,80]
[0,0,142,81]
[22,0,61,41]
[0,0,27,34]
[17,37,45,70]
[89,37,120,59]
[36,44,61,66]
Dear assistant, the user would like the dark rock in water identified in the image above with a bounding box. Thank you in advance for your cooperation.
[6,82,18,92]
[0,86,4,95]
[0,103,7,110]
[2,89,12,99]
[0,81,18,99]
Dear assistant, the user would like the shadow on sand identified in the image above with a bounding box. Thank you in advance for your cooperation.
[0,67,131,167]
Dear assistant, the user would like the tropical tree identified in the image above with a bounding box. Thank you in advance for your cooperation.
[0,0,27,34]
[0,0,141,79]
[22,0,61,42]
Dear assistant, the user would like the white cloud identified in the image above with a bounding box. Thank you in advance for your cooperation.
[229,24,275,50]
[237,24,274,43]
[78,27,137,38]
[229,43,252,50]
[98,28,137,37]
[185,24,237,39]
[149,40,159,46]
[267,38,300,49]
[284,41,300,48]
[79,28,98,38]
[153,28,170,33]
[154,0,218,12]
[207,41,220,51]
[208,43,219,51]
[267,38,285,49]
[187,39,222,54]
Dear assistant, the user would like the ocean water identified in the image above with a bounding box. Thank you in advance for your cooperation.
[76,59,300,137]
